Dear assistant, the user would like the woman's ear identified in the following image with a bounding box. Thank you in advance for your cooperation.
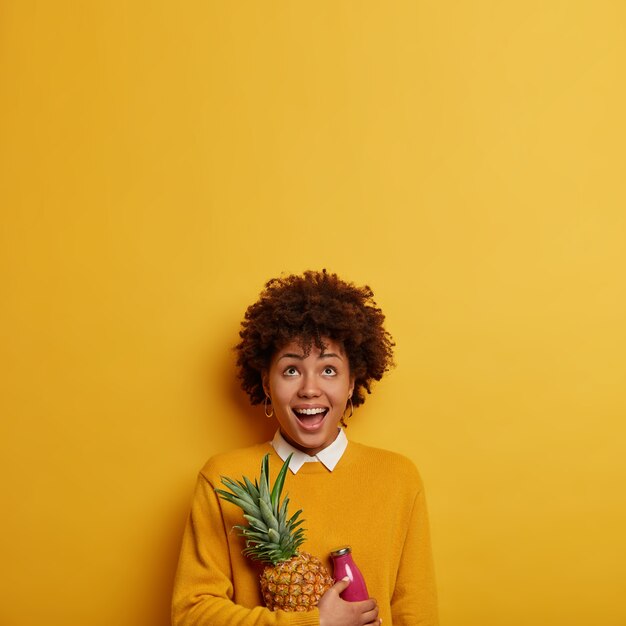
[348,376,355,399]
[262,371,270,397]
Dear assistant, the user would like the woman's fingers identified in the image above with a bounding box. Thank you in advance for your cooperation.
[360,601,379,625]
[332,576,352,595]
[318,580,381,626]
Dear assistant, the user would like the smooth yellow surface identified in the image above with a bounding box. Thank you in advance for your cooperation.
[1,2,625,625]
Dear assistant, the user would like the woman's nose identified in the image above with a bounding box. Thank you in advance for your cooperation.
[298,374,321,397]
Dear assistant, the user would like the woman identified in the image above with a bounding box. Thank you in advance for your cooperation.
[172,270,438,626]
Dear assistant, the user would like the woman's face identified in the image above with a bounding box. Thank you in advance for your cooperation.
[263,337,354,457]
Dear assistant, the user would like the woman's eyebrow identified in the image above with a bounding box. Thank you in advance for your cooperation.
[277,352,343,360]
[277,352,305,360]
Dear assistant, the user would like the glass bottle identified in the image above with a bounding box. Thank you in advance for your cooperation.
[330,545,369,602]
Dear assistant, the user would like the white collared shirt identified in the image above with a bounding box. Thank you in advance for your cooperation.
[270,429,348,474]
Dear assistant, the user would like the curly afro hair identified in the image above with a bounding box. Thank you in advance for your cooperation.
[235,270,395,407]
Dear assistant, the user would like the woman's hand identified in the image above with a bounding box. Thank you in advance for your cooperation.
[318,577,381,626]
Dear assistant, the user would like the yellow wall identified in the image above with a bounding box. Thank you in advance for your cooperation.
[1,2,625,625]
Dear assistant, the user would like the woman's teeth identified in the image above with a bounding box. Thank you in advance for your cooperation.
[294,408,326,415]
[293,407,327,430]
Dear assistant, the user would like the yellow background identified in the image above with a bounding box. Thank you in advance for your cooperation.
[1,2,625,625]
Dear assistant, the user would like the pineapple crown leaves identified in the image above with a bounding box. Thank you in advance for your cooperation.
[215,453,306,565]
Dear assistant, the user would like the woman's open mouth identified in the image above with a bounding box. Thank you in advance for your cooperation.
[292,407,328,431]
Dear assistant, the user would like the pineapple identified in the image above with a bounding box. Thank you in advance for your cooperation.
[215,453,333,612]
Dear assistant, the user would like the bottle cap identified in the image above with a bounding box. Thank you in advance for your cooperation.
[330,545,352,557]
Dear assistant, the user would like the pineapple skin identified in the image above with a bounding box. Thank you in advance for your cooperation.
[260,552,333,612]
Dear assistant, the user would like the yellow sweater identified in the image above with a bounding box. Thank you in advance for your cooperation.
[172,440,438,626]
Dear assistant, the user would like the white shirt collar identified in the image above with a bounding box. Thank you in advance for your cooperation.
[270,429,348,474]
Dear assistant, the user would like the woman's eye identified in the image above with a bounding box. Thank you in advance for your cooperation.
[283,367,299,376]
[323,367,337,376]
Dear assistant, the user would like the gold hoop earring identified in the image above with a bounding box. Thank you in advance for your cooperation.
[341,398,353,428]
[264,395,274,418]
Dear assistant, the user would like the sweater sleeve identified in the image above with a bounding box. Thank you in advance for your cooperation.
[390,482,439,626]
[171,474,319,626]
